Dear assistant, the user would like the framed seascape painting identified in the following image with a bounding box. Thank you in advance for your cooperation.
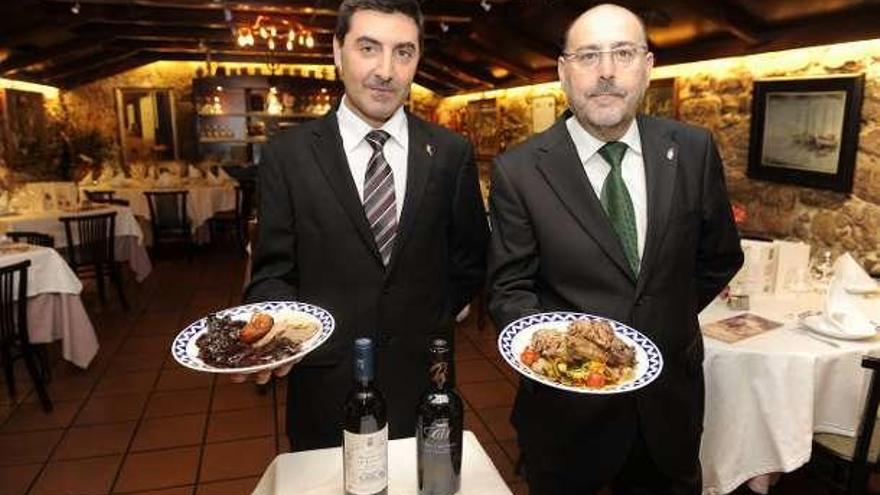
[747,75,864,193]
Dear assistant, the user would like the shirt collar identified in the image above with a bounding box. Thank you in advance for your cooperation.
[565,116,642,164]
[337,95,408,153]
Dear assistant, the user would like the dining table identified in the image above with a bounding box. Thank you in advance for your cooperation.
[252,431,512,495]
[81,179,236,243]
[698,290,880,494]
[0,243,98,368]
[0,204,152,282]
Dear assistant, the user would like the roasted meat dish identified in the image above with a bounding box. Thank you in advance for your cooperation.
[196,311,315,368]
[521,319,637,389]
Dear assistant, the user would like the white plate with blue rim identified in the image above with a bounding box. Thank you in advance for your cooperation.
[497,312,663,394]
[171,301,335,374]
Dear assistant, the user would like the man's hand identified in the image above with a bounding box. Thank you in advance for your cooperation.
[230,357,299,385]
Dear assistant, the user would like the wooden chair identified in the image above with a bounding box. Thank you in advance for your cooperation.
[811,355,880,495]
[7,231,54,248]
[0,260,52,412]
[85,190,129,207]
[143,190,194,261]
[210,185,250,255]
[60,211,129,310]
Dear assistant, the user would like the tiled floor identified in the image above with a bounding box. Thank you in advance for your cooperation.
[0,247,838,494]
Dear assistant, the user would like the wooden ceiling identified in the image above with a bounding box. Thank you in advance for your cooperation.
[1,0,879,94]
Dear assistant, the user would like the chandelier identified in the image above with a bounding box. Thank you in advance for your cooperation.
[236,15,315,52]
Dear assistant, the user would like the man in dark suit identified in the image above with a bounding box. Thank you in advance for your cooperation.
[244,0,488,451]
[487,4,743,494]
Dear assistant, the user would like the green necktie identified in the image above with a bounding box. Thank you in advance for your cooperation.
[598,141,640,276]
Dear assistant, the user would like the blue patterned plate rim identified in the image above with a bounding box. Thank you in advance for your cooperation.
[497,312,664,395]
[171,300,336,374]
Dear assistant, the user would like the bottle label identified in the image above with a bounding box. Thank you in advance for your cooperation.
[420,419,456,455]
[344,425,388,494]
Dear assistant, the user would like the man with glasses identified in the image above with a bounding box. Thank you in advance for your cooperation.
[487,4,743,494]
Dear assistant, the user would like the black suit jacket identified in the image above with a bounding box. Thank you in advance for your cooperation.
[487,113,743,481]
[246,110,488,449]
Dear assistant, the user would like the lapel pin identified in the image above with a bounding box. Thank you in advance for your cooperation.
[426,144,435,157]
[666,147,675,161]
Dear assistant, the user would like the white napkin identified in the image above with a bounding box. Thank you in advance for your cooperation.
[96,167,115,184]
[188,165,203,179]
[205,169,222,184]
[78,172,94,186]
[156,172,176,187]
[216,166,234,184]
[824,264,876,337]
[833,252,878,293]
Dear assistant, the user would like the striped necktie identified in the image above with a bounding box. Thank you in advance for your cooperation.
[598,141,640,276]
[363,129,396,266]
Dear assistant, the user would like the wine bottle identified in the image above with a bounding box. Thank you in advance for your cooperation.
[344,338,388,495]
[416,338,464,495]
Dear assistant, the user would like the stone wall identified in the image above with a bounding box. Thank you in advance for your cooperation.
[434,40,880,274]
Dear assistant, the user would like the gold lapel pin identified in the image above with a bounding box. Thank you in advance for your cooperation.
[666,147,675,161]
[426,144,435,157]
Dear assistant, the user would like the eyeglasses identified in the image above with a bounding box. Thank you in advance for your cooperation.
[561,46,648,69]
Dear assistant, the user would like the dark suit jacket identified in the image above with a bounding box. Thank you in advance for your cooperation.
[487,113,743,481]
[245,110,488,450]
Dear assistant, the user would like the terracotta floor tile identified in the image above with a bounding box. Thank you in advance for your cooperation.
[456,359,505,383]
[0,463,43,495]
[477,406,517,442]
[131,414,207,452]
[118,486,193,495]
[1,400,80,433]
[206,407,274,443]
[75,393,150,425]
[144,389,211,419]
[195,476,260,495]
[0,429,64,466]
[31,455,123,495]
[114,446,200,493]
[92,370,160,398]
[459,380,517,409]
[211,383,273,412]
[199,436,276,483]
[105,352,167,374]
[118,336,174,357]
[509,480,529,495]
[464,409,494,446]
[454,339,483,361]
[155,369,214,392]
[53,422,138,460]
[24,376,96,404]
[498,439,520,466]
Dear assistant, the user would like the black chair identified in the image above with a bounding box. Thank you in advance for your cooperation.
[210,185,254,255]
[0,260,52,412]
[85,190,129,207]
[7,231,54,248]
[144,190,194,261]
[59,211,129,310]
[812,355,880,495]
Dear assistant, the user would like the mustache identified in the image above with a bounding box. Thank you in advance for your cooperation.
[589,80,625,97]
[366,77,395,91]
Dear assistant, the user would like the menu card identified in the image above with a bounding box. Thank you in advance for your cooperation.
[702,313,783,344]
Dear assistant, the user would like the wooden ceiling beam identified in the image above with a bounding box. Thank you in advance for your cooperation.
[0,38,104,75]
[420,55,493,89]
[145,49,334,65]
[677,0,765,45]
[43,49,142,82]
[57,52,159,88]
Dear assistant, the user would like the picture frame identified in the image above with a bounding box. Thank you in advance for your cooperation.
[641,77,678,119]
[529,94,557,134]
[466,98,499,158]
[747,75,864,193]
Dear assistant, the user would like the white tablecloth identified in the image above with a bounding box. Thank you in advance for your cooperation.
[82,182,236,231]
[0,246,98,368]
[699,292,880,494]
[0,206,152,281]
[252,431,511,495]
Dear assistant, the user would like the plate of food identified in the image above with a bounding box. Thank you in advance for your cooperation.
[498,312,663,394]
[172,301,335,374]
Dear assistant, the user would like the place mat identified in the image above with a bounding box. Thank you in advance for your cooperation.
[702,313,784,344]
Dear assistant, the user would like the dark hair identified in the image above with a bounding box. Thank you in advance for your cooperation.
[335,0,424,47]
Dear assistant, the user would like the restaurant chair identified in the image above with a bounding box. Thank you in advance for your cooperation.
[209,185,253,256]
[7,231,55,248]
[811,355,880,495]
[60,211,129,311]
[144,190,194,261]
[85,190,130,207]
[0,260,52,412]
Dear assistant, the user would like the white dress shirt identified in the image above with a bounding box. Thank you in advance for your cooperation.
[337,96,408,221]
[565,116,648,259]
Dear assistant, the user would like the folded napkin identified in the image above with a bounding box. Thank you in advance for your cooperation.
[833,252,878,293]
[205,169,223,184]
[216,166,234,184]
[824,263,876,337]
[96,167,116,184]
[78,172,94,186]
[155,172,177,188]
[187,165,203,179]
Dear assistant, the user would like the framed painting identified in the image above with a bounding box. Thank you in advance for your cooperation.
[641,77,677,119]
[747,75,864,193]
[466,98,499,158]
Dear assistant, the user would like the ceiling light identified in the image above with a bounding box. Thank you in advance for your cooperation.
[440,22,449,33]
[480,0,491,12]
[71,1,81,14]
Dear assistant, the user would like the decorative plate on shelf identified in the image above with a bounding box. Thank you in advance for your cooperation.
[172,301,335,374]
[497,312,663,395]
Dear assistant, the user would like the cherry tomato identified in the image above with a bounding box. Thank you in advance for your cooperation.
[521,349,539,366]
[585,373,606,388]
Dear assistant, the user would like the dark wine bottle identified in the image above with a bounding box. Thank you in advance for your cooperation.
[344,338,388,495]
[416,338,464,495]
